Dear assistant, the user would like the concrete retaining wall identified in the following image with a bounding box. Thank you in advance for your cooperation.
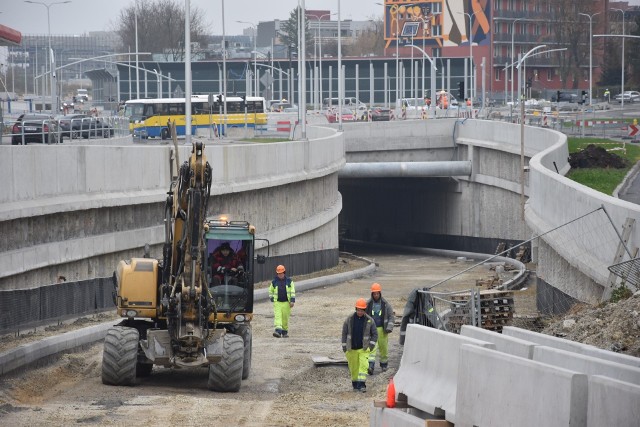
[0,128,343,291]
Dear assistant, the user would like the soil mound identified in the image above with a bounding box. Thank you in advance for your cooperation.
[569,144,628,169]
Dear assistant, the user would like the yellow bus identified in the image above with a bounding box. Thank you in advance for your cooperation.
[124,95,267,139]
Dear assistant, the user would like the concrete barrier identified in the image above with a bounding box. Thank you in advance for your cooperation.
[587,375,640,427]
[460,325,537,359]
[455,344,588,427]
[503,326,640,368]
[394,324,495,422]
[532,346,640,385]
[369,406,429,427]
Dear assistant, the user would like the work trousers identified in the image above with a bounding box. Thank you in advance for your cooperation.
[346,348,370,382]
[273,301,291,332]
[368,326,389,365]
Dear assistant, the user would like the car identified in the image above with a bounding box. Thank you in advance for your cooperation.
[325,108,356,123]
[614,91,640,103]
[11,113,60,145]
[79,116,114,138]
[371,107,392,121]
[55,113,91,139]
[270,102,293,112]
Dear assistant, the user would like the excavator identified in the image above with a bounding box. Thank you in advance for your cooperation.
[101,136,264,391]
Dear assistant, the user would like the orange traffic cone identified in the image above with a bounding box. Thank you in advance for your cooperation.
[386,377,396,408]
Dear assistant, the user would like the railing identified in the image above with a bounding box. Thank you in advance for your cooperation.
[6,116,130,145]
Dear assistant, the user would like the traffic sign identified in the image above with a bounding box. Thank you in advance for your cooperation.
[629,124,639,137]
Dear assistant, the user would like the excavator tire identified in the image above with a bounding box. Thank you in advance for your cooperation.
[207,333,244,392]
[101,326,139,386]
[236,325,252,380]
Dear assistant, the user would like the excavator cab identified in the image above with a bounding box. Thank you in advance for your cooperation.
[206,218,264,319]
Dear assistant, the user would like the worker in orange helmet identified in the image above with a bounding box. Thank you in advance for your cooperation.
[366,283,394,374]
[342,298,378,392]
[268,264,296,338]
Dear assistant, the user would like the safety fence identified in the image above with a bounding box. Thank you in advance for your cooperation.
[0,276,114,334]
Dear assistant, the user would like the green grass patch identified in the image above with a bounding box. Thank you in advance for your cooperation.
[566,138,640,195]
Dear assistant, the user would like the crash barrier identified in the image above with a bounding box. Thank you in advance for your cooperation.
[393,324,496,422]
[460,324,537,359]
[382,325,640,426]
[502,326,640,368]
[588,376,640,427]
[455,344,589,427]
[533,346,640,386]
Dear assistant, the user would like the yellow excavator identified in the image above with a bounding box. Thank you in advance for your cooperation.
[102,138,264,391]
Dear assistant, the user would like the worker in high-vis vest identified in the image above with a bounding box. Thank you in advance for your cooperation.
[366,283,394,374]
[342,298,378,393]
[268,264,295,338]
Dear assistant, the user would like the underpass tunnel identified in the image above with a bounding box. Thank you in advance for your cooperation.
[338,176,523,257]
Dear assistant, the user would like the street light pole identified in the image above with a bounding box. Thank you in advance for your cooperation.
[236,20,258,97]
[510,18,522,105]
[25,0,71,113]
[579,12,600,106]
[309,13,334,110]
[459,11,479,116]
[610,8,626,110]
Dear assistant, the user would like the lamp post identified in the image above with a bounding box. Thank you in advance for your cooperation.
[610,8,626,109]
[25,0,71,113]
[407,44,437,118]
[236,20,258,97]
[579,12,600,106]
[337,0,343,131]
[309,13,334,110]
[510,18,522,105]
[459,11,479,116]
[376,2,399,105]
[516,44,546,220]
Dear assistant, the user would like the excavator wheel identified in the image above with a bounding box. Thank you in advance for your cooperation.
[207,333,244,392]
[101,326,139,386]
[236,325,252,380]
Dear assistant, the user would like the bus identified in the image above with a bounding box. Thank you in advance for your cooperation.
[124,95,268,139]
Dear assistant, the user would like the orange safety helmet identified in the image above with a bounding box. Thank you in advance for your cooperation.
[355,298,367,309]
[371,283,382,293]
[275,265,286,274]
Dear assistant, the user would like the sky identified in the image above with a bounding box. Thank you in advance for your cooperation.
[2,0,384,36]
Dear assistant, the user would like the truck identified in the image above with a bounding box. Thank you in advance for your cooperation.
[101,138,265,391]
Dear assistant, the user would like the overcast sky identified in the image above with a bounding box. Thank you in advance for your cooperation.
[3,0,384,36]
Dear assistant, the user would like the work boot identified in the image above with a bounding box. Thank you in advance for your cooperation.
[367,361,375,375]
[359,382,367,393]
[282,330,289,338]
[273,329,282,338]
[380,363,388,372]
[352,381,358,391]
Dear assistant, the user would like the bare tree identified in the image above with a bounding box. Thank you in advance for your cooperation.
[344,18,385,57]
[116,0,208,62]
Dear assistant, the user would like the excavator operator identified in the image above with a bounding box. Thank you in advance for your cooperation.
[210,242,243,287]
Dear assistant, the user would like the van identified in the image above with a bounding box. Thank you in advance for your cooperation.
[322,97,368,119]
[76,89,89,102]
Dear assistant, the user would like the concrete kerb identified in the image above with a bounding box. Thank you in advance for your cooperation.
[0,255,376,378]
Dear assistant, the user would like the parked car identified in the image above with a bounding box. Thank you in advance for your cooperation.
[614,91,640,103]
[79,117,114,138]
[371,107,393,121]
[270,102,294,112]
[11,113,60,145]
[325,108,356,123]
[55,113,91,139]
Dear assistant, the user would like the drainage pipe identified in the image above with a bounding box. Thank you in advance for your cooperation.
[339,161,472,178]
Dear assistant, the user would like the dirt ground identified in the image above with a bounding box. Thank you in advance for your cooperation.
[568,144,628,169]
[0,251,638,426]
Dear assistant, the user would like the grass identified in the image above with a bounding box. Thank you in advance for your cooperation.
[566,137,640,195]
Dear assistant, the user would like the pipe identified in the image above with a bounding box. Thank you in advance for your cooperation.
[339,161,472,178]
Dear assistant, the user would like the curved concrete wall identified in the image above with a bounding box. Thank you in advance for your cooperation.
[0,127,344,290]
[339,118,638,305]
